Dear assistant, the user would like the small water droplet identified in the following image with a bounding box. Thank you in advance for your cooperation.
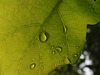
[74,54,78,57]
[55,46,62,53]
[39,31,48,43]
[52,51,55,55]
[30,63,36,70]
[32,58,36,61]
[63,25,68,33]
[51,46,54,50]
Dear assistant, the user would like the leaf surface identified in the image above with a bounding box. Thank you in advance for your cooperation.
[0,0,100,75]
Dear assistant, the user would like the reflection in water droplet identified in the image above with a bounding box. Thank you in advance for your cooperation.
[56,46,62,53]
[63,25,68,33]
[30,63,36,70]
[74,54,78,57]
[39,31,48,43]
[52,51,55,55]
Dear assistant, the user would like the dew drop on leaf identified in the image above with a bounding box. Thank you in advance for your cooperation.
[74,54,78,57]
[32,58,36,61]
[30,63,36,70]
[50,46,54,50]
[63,25,68,33]
[39,31,48,43]
[51,51,55,55]
[55,46,62,53]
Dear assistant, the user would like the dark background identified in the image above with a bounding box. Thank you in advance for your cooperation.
[49,22,100,75]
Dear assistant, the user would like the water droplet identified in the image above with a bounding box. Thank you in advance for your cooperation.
[74,54,78,57]
[51,46,54,50]
[39,31,48,43]
[63,25,68,33]
[55,46,62,53]
[32,58,36,61]
[52,51,55,55]
[30,63,36,70]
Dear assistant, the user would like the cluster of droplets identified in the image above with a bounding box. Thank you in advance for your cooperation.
[38,26,81,65]
[74,46,79,58]
[51,46,62,55]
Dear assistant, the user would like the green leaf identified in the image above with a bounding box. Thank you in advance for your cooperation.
[0,0,100,75]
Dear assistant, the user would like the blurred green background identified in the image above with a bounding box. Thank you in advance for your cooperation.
[48,22,100,75]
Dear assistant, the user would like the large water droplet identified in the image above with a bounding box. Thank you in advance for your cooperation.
[63,25,68,33]
[74,54,78,57]
[30,63,36,70]
[55,46,62,53]
[39,31,48,43]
